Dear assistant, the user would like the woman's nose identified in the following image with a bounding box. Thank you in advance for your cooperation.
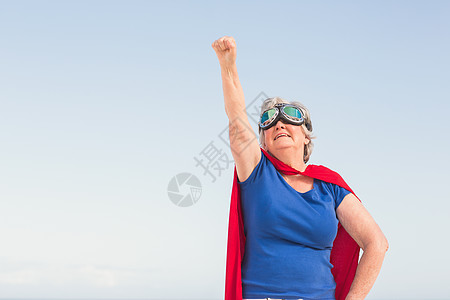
[275,120,286,129]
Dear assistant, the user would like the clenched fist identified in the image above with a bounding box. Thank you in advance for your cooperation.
[211,36,237,67]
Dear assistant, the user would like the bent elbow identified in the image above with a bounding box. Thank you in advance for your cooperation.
[383,236,389,252]
[365,235,389,253]
[376,235,389,253]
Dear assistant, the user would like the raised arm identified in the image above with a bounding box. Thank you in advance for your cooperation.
[211,36,261,182]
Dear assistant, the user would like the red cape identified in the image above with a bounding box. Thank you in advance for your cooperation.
[225,148,360,300]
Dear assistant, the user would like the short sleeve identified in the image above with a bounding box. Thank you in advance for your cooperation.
[237,149,264,186]
[333,184,352,209]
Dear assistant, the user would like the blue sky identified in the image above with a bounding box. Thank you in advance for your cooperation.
[0,0,449,299]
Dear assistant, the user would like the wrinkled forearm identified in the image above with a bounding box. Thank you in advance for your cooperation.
[345,245,388,300]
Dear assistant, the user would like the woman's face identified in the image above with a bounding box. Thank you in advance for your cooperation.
[263,119,309,153]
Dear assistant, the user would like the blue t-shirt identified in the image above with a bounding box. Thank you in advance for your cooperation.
[238,150,351,300]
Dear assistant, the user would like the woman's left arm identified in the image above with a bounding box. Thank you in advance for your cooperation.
[336,193,389,300]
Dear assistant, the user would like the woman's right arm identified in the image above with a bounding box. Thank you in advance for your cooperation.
[212,36,261,182]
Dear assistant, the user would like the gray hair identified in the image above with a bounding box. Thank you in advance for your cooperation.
[258,97,316,163]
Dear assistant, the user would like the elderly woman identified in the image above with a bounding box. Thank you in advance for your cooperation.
[212,36,388,300]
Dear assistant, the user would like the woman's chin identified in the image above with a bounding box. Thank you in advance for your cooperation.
[272,141,294,150]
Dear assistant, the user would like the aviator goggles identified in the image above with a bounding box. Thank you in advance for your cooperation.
[259,103,311,131]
